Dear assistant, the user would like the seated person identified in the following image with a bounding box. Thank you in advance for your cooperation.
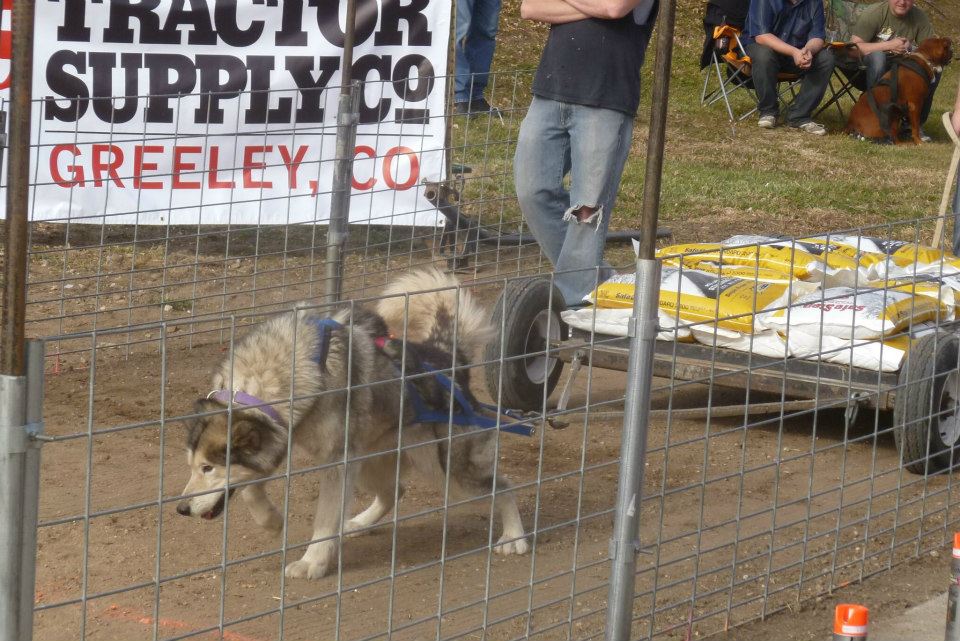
[700,0,751,69]
[742,0,835,134]
[850,0,939,140]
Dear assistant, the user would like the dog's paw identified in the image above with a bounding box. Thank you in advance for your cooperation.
[494,534,530,556]
[284,559,330,580]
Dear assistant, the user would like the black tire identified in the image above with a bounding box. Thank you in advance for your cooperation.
[894,332,960,474]
[484,278,568,411]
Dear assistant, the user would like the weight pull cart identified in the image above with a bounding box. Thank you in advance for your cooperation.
[483,276,960,476]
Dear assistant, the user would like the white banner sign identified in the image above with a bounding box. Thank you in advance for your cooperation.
[5,0,449,225]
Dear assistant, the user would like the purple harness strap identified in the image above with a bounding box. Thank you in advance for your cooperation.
[207,389,287,428]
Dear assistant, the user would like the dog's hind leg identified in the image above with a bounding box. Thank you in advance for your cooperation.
[240,482,283,533]
[284,464,354,580]
[447,435,529,556]
[346,454,404,536]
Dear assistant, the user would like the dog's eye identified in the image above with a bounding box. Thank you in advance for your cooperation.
[201,464,213,474]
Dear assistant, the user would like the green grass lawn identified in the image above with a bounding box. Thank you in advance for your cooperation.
[472,0,960,247]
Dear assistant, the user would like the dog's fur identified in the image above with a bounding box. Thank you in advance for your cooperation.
[844,37,953,144]
[176,268,528,580]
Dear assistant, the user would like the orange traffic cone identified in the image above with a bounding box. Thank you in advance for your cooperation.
[833,603,868,641]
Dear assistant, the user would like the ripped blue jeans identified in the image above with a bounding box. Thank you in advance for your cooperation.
[515,97,634,305]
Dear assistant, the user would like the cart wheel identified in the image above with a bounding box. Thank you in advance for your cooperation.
[484,278,568,411]
[894,332,960,474]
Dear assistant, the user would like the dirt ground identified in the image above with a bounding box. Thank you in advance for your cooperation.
[30,333,959,641]
[16,229,960,641]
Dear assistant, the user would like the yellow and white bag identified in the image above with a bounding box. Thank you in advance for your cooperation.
[560,306,694,342]
[762,286,949,339]
[586,269,794,355]
[660,238,861,286]
[786,322,937,372]
[804,234,960,281]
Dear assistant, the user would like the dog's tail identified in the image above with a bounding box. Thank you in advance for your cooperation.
[376,267,494,360]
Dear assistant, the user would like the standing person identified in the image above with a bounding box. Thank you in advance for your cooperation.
[850,0,938,141]
[514,0,657,306]
[742,0,835,134]
[455,0,503,116]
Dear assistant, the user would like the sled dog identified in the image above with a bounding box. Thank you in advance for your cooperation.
[176,268,529,579]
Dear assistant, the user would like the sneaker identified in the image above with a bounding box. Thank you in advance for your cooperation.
[758,115,777,129]
[454,98,502,118]
[792,121,827,136]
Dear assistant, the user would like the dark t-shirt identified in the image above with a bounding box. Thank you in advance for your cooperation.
[531,10,656,116]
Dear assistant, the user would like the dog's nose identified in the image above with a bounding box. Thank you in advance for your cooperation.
[175,502,191,516]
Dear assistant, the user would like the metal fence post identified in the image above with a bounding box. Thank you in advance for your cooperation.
[325,81,361,304]
[0,341,43,641]
[1,0,35,376]
[324,0,360,304]
[0,1,41,636]
[604,0,676,637]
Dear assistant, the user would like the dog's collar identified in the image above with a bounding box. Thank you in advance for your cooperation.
[906,51,940,80]
[207,389,287,428]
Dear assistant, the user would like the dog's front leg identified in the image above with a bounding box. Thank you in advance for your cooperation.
[240,483,283,534]
[284,464,353,580]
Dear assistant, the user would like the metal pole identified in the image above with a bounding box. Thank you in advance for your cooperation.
[0,372,27,641]
[1,0,35,376]
[604,0,676,637]
[19,341,43,641]
[0,341,43,641]
[324,0,359,304]
[636,1,676,262]
[324,83,361,304]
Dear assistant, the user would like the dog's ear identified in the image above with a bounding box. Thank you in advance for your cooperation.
[229,414,288,472]
[230,417,264,452]
[185,398,221,450]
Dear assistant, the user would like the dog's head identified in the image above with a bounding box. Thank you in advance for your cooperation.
[176,398,287,520]
[917,37,953,67]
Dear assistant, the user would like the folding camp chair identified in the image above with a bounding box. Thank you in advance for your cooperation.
[700,25,801,122]
[814,0,870,118]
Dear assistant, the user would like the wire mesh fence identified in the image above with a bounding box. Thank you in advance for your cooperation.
[22,73,550,364]
[8,69,960,641]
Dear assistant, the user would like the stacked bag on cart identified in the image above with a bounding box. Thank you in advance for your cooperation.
[570,234,960,371]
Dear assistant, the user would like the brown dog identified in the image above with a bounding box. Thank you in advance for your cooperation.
[844,37,953,144]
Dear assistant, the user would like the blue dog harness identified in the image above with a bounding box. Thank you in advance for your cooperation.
[315,318,533,436]
[210,316,535,436]
[307,317,342,367]
[400,362,535,437]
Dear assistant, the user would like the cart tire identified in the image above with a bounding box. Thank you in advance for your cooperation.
[484,278,568,411]
[894,332,960,474]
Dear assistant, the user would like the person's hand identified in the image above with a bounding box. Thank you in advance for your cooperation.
[952,110,960,138]
[793,47,812,69]
[886,37,909,54]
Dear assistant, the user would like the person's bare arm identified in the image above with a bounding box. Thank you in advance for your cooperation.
[754,33,799,57]
[851,35,909,55]
[803,38,824,55]
[562,0,646,19]
[952,82,960,136]
[520,0,589,23]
